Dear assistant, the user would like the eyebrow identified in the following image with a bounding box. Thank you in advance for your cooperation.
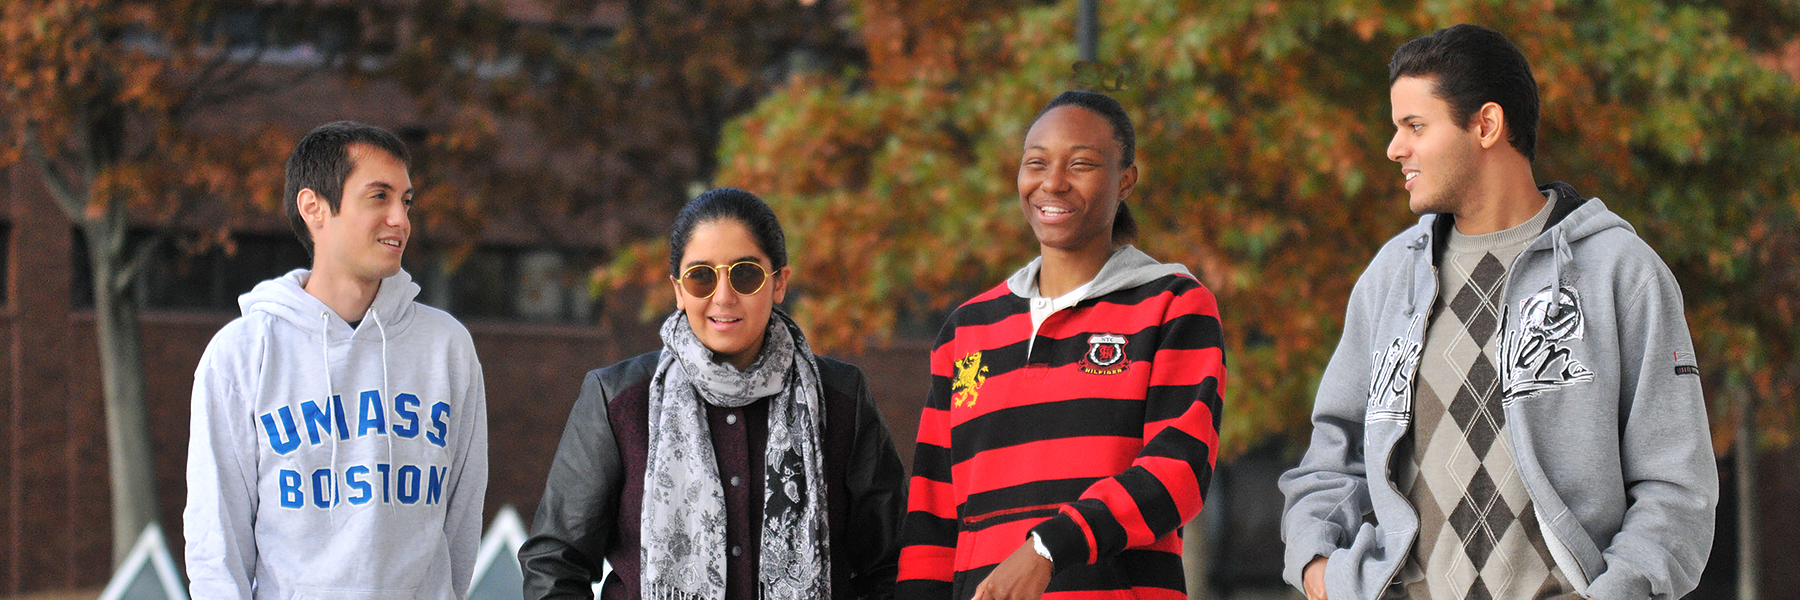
[683,256,762,269]
[1394,114,1423,126]
[362,181,414,195]
[1025,143,1107,153]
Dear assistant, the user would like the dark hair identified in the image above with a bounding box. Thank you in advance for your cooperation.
[283,121,412,256]
[1034,90,1139,243]
[1388,24,1540,161]
[668,187,788,276]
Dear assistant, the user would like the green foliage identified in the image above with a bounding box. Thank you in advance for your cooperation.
[615,0,1800,458]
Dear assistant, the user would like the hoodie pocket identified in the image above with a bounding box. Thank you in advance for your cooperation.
[290,586,418,600]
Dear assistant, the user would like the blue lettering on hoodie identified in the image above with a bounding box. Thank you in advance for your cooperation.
[300,395,347,444]
[358,390,388,436]
[427,402,451,447]
[280,469,303,508]
[261,406,301,455]
[312,468,335,508]
[393,393,420,438]
[427,466,447,504]
[346,465,372,505]
[397,465,421,504]
[377,463,392,503]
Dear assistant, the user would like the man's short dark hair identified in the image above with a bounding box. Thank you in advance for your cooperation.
[1389,24,1540,161]
[283,121,411,256]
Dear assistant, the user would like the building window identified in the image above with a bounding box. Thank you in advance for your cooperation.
[407,245,603,325]
[71,229,604,325]
[71,229,309,312]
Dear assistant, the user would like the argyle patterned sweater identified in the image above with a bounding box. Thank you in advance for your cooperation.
[897,273,1225,600]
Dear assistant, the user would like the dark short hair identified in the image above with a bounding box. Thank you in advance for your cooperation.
[1389,24,1540,161]
[668,187,788,276]
[1034,90,1138,243]
[283,121,412,256]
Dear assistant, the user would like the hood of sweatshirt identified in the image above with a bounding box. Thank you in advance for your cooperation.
[1005,244,1194,301]
[239,268,423,341]
[1399,181,1634,319]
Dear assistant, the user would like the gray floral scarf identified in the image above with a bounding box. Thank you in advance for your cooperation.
[642,309,830,600]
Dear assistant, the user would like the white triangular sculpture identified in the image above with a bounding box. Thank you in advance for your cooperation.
[99,523,189,600]
[468,505,607,599]
[470,505,528,600]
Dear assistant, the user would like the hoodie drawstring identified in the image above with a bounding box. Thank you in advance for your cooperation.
[1405,233,1430,316]
[321,311,339,523]
[370,306,396,515]
[1547,230,1575,322]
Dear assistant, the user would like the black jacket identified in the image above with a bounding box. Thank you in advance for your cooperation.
[520,351,906,599]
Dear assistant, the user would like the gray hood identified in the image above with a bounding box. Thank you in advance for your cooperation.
[238,268,423,340]
[1005,244,1192,301]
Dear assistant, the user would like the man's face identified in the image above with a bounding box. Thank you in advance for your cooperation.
[312,144,412,283]
[1387,76,1480,215]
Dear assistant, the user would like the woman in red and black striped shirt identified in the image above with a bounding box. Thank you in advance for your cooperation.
[897,90,1227,600]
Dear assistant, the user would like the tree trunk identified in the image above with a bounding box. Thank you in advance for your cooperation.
[1736,386,1759,600]
[84,219,160,568]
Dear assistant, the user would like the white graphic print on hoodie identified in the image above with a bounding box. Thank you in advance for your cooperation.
[184,268,488,599]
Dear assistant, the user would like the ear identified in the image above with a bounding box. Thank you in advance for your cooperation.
[1117,163,1139,202]
[670,275,688,312]
[770,266,792,304]
[1474,101,1507,150]
[297,188,327,231]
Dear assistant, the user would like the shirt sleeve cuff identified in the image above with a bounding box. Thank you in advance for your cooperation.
[1029,514,1091,573]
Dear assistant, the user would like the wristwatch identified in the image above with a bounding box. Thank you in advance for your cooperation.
[1029,532,1054,564]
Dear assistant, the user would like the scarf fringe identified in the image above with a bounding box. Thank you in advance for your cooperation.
[647,582,712,600]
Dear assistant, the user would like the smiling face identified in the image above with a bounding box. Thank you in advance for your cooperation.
[306,144,413,284]
[1387,76,1482,215]
[1018,105,1138,254]
[671,219,790,370]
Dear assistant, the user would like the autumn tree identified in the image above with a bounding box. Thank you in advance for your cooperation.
[2,0,861,566]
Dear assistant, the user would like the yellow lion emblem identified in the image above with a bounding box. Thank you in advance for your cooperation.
[951,351,989,408]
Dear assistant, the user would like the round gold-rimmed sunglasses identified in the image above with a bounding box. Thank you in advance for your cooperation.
[676,260,772,299]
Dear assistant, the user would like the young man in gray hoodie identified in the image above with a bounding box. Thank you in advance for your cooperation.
[1280,25,1715,600]
[184,121,489,598]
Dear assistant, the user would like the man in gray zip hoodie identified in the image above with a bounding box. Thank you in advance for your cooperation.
[1280,25,1715,600]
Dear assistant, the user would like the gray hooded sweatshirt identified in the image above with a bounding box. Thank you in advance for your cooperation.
[1279,183,1716,600]
[184,269,489,599]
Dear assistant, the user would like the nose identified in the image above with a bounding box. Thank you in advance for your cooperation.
[1042,164,1072,193]
[1387,131,1406,163]
[710,269,739,306]
[387,201,411,228]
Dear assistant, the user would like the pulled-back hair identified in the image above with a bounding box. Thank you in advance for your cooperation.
[668,187,788,276]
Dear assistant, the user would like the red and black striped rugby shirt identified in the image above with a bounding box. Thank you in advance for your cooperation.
[898,272,1225,600]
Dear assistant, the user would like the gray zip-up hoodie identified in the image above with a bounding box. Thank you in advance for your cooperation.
[184,269,489,599]
[1279,183,1716,600]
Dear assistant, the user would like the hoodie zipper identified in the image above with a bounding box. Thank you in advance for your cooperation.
[1374,256,1436,597]
[1495,229,1594,590]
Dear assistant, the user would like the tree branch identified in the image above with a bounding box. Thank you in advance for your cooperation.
[115,231,167,294]
[22,126,90,222]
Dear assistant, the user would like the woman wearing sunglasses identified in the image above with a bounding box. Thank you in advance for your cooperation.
[521,188,907,600]
[896,91,1227,600]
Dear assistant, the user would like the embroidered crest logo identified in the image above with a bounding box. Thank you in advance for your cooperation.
[1080,333,1130,375]
[1501,284,1595,403]
[951,351,989,408]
